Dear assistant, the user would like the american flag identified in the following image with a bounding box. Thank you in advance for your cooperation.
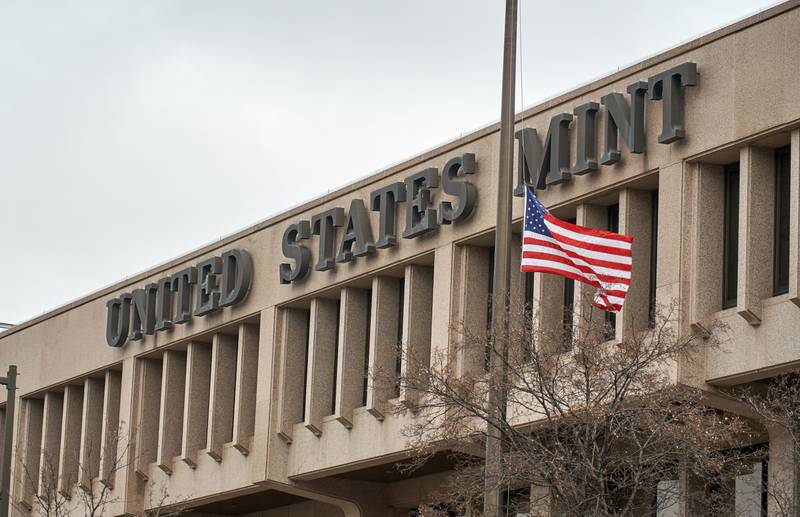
[521,186,634,312]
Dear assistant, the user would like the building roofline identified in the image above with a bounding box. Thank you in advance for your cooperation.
[3,0,798,341]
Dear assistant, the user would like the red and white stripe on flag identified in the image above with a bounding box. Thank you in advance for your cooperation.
[520,189,634,312]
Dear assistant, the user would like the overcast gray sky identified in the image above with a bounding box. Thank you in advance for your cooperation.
[0,0,780,325]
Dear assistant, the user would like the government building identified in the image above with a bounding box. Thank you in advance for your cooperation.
[1,2,799,516]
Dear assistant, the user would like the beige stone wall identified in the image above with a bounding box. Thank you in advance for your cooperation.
[2,2,800,515]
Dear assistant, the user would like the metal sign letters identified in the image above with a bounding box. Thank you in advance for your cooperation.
[105,249,253,347]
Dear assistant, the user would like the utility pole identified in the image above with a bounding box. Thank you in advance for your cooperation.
[0,365,17,517]
[484,0,517,515]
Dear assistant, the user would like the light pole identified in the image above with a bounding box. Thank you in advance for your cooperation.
[0,365,17,517]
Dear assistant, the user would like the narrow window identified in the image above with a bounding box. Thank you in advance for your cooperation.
[394,278,405,398]
[523,271,535,358]
[330,299,341,415]
[649,191,659,327]
[723,163,740,309]
[774,146,790,295]
[605,204,620,338]
[301,310,310,421]
[524,272,535,311]
[563,218,576,348]
[361,289,372,407]
[486,246,496,370]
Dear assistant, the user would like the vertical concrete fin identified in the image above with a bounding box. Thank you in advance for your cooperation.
[19,398,44,509]
[207,333,237,462]
[57,384,83,497]
[617,189,654,341]
[157,350,186,474]
[39,391,63,497]
[233,322,260,454]
[99,369,121,487]
[430,244,455,367]
[334,287,370,428]
[134,358,162,479]
[78,377,104,491]
[181,341,211,468]
[276,308,309,443]
[304,298,338,436]
[453,246,491,378]
[572,203,608,340]
[790,129,800,307]
[688,162,725,332]
[365,276,401,420]
[737,145,776,324]
[400,264,434,407]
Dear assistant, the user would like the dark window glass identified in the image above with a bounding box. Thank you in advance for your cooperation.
[330,299,341,415]
[394,278,405,398]
[503,487,531,516]
[361,289,372,406]
[524,271,535,359]
[563,219,576,348]
[649,191,659,327]
[774,146,791,295]
[524,271,535,310]
[723,163,740,309]
[301,310,310,421]
[486,246,496,370]
[605,204,620,338]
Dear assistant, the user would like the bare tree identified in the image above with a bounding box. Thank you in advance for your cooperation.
[740,373,800,516]
[74,426,130,517]
[391,299,760,516]
[14,424,192,517]
[15,425,133,517]
[15,452,70,517]
[143,480,188,517]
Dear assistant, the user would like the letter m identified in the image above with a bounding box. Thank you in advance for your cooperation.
[513,113,572,196]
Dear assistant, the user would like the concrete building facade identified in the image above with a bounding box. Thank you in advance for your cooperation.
[1,2,800,515]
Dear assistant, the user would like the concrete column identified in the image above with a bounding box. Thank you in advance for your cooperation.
[250,307,277,484]
[529,484,551,517]
[181,341,211,468]
[768,425,798,516]
[233,322,259,454]
[737,145,776,324]
[99,369,121,487]
[532,268,567,355]
[276,308,310,443]
[18,398,43,509]
[116,357,143,516]
[399,264,434,407]
[365,276,401,420]
[157,350,186,474]
[617,189,653,340]
[334,287,371,428]
[452,245,491,378]
[134,358,162,478]
[655,162,685,318]
[304,297,339,436]
[78,377,104,490]
[39,391,63,497]
[57,383,84,496]
[688,162,725,332]
[207,332,238,461]
[573,203,608,339]
[789,129,800,307]
[430,244,455,368]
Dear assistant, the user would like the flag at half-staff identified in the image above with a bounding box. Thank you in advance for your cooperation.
[520,186,634,312]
